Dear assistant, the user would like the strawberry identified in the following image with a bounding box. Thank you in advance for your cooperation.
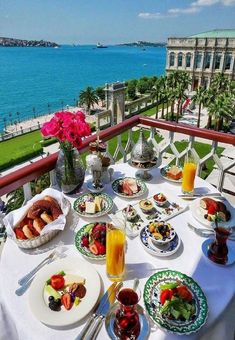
[89,243,98,255]
[208,205,217,215]
[51,275,65,290]
[15,228,27,240]
[94,240,106,255]
[176,285,193,301]
[81,236,89,248]
[160,289,173,305]
[61,293,72,310]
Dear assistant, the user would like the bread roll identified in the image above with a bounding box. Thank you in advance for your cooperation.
[33,218,46,234]
[22,225,34,239]
[40,212,53,224]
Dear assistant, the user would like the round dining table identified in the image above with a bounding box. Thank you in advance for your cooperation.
[0,163,235,340]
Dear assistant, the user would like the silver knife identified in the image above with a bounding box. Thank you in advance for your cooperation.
[89,282,123,339]
[75,282,117,340]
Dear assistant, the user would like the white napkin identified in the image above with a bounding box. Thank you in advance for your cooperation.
[3,188,70,239]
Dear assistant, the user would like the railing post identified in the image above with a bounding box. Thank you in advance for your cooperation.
[23,183,32,205]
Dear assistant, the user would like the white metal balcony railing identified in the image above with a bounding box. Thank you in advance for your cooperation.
[0,117,234,205]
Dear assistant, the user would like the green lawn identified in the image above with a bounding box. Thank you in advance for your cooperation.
[0,131,55,171]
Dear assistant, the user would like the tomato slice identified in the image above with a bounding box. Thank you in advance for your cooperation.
[176,285,193,301]
[160,289,173,305]
[50,275,65,290]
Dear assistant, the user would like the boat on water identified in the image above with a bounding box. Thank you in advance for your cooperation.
[96,42,107,48]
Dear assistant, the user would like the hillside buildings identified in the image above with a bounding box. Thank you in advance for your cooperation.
[166,29,235,90]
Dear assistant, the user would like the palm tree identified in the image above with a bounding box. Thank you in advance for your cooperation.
[192,87,206,128]
[96,86,105,106]
[79,86,99,114]
[211,73,229,92]
[208,93,233,131]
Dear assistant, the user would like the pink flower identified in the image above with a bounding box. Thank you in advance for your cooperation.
[41,118,60,137]
[76,121,91,137]
[72,136,82,149]
[75,111,85,121]
[41,110,90,145]
[65,127,77,143]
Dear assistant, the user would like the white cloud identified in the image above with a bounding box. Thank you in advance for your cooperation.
[168,7,201,14]
[191,0,219,6]
[192,0,235,5]
[138,0,235,20]
[138,12,166,19]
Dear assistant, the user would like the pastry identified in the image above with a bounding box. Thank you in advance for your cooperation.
[166,165,182,180]
[40,212,53,224]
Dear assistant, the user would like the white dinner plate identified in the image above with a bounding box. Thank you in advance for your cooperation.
[190,196,235,229]
[28,257,101,326]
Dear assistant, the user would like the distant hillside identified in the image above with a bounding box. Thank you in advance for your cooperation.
[0,37,59,47]
[117,41,166,47]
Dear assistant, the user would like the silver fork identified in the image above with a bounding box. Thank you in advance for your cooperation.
[18,250,57,286]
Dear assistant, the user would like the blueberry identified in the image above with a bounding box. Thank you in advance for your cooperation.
[48,296,54,302]
[49,301,61,311]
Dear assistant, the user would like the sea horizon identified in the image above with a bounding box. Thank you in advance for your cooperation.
[0,45,166,132]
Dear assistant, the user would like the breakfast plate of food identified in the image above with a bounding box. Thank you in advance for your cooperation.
[73,193,113,218]
[160,165,183,183]
[75,222,108,260]
[139,225,180,257]
[144,270,208,335]
[190,196,234,228]
[111,177,147,199]
[28,257,100,326]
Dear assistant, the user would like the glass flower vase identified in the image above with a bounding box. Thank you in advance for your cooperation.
[55,146,85,195]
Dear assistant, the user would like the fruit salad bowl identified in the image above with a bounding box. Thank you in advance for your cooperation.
[75,222,109,260]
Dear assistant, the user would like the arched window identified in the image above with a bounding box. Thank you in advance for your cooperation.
[169,52,175,67]
[204,53,211,69]
[186,53,191,68]
[195,53,202,69]
[224,53,232,70]
[178,53,183,67]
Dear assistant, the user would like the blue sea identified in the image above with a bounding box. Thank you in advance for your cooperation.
[0,45,166,132]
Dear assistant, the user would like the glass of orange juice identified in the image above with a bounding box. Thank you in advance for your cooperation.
[106,223,125,282]
[182,151,197,194]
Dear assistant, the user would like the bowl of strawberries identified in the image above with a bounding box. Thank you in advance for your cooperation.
[75,222,109,260]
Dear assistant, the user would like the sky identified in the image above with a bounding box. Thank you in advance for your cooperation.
[0,0,235,44]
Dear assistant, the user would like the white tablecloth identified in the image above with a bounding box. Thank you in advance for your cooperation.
[1,164,235,340]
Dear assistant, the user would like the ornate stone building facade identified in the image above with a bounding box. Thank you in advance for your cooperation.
[166,30,235,90]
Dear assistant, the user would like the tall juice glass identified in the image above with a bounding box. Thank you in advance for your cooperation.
[182,151,197,194]
[106,224,125,282]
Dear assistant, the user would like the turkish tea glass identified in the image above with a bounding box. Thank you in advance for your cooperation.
[208,227,232,265]
[114,287,141,340]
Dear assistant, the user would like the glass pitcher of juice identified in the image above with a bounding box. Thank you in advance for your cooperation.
[182,151,197,194]
[106,224,125,282]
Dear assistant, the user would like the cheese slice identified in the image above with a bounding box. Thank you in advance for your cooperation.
[94,196,102,212]
[64,274,85,286]
[85,201,96,214]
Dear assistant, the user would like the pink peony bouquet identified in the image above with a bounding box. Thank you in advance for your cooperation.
[41,111,91,149]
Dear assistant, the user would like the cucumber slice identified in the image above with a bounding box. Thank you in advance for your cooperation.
[44,285,61,299]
